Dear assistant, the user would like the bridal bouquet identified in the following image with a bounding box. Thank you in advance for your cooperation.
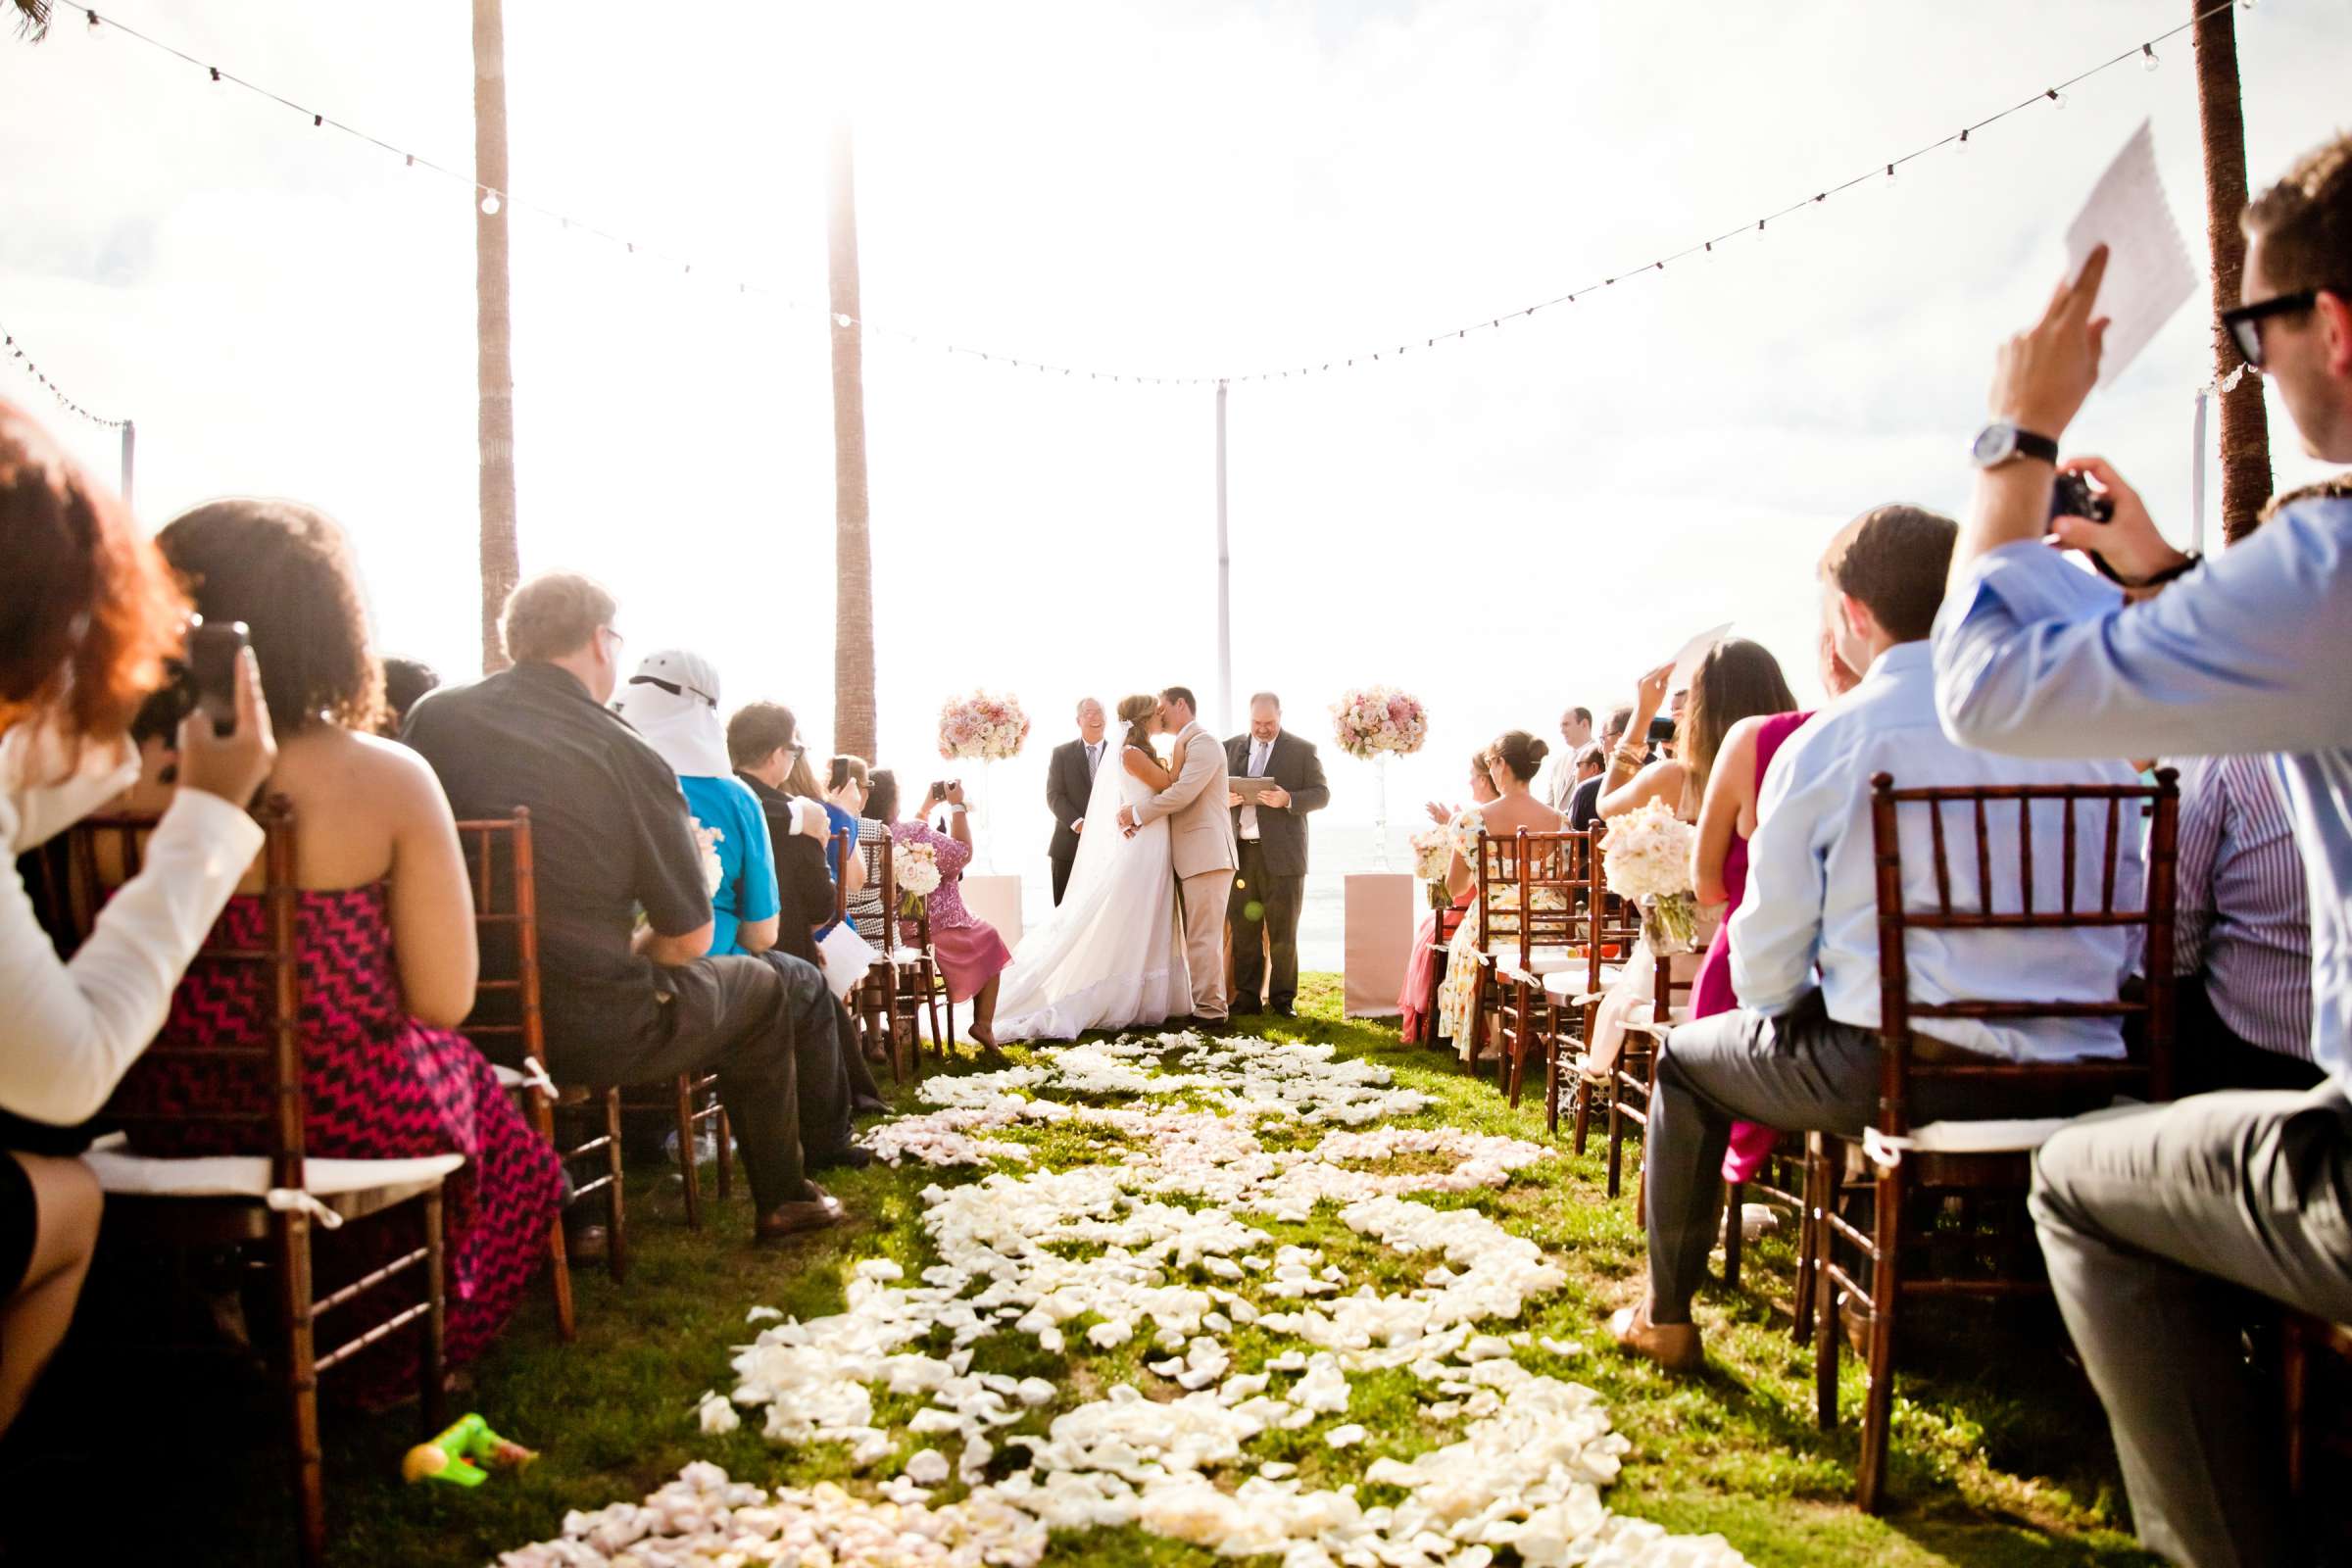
[937,691,1032,762]
[691,820,725,898]
[1600,799,1700,954]
[1330,686,1428,761]
[895,840,942,917]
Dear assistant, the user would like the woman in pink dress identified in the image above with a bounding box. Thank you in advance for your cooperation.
[895,780,1013,1047]
[1397,750,1498,1044]
[1690,629,1861,1182]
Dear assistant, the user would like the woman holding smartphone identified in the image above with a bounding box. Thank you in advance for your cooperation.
[0,400,277,1435]
[890,778,1011,1049]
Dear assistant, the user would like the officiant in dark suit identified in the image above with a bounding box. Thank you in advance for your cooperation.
[1225,692,1330,1016]
[1045,697,1109,905]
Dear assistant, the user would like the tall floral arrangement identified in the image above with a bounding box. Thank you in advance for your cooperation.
[937,691,1032,762]
[1329,686,1429,761]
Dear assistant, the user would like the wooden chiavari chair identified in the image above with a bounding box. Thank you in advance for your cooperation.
[1550,835,1640,1148]
[63,803,449,1568]
[1493,828,1592,1109]
[1603,930,1698,1200]
[1814,771,2179,1511]
[454,811,624,1327]
[863,829,947,1071]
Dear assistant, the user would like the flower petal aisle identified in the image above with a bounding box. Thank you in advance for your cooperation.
[495,1034,1750,1568]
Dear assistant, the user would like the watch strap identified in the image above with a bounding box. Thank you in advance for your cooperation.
[2011,428,2060,465]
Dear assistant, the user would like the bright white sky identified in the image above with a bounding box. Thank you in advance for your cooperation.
[4,0,2345,865]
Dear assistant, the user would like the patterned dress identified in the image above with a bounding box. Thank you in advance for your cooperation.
[1437,808,1571,1057]
[892,818,1013,1004]
[112,885,564,1388]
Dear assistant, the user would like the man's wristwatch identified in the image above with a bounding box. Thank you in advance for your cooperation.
[1970,421,2061,469]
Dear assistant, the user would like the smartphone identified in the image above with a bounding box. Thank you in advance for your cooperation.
[188,617,249,738]
[1645,714,1677,745]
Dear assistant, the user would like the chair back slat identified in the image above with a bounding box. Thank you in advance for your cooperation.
[832,828,854,923]
[1508,828,1590,971]
[1928,801,1952,917]
[453,812,547,1078]
[1868,770,2181,1137]
[77,801,305,1186]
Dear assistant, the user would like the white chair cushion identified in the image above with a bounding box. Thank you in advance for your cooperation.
[1495,948,1581,986]
[890,947,929,968]
[1544,964,1629,1004]
[83,1146,465,1200]
[1864,1099,2149,1168]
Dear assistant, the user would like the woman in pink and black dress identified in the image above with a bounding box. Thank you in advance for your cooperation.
[1397,750,1499,1044]
[895,779,1013,1047]
[1690,629,1861,1183]
[110,499,562,1393]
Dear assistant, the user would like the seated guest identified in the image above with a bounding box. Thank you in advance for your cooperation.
[724,703,839,965]
[379,657,440,737]
[612,651,784,960]
[891,780,1012,1048]
[727,709,889,1116]
[0,401,276,1435]
[404,573,844,1242]
[1933,132,2352,1567]
[611,654,867,1168]
[1613,503,2142,1372]
[1435,732,1564,1061]
[1690,628,1860,1186]
[111,500,564,1390]
[783,750,867,938]
[1399,750,1500,1045]
[846,769,899,947]
[1565,744,1606,833]
[1582,641,1795,1084]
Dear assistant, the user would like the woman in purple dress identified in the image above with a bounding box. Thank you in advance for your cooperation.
[895,779,1013,1048]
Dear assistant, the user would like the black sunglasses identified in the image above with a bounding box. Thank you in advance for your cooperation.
[2221,289,2326,368]
[627,672,716,710]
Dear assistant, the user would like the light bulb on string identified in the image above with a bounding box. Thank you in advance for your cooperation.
[1957,128,1971,155]
[2142,43,2160,71]
[480,192,501,215]
[1885,163,1896,184]
[2047,88,2068,110]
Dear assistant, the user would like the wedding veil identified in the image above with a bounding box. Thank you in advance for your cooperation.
[1055,719,1148,914]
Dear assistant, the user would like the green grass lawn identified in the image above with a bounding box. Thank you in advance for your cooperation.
[0,976,2157,1567]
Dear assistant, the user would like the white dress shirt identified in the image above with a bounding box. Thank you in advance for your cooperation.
[1933,498,2352,1088]
[1240,734,1273,841]
[1732,640,2141,1063]
[1,724,265,1125]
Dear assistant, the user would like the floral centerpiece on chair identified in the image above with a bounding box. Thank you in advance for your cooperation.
[1409,824,1454,909]
[1331,686,1428,872]
[1600,799,1699,954]
[894,839,942,920]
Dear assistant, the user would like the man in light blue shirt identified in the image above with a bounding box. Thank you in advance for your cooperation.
[1612,505,2139,1373]
[1932,130,2352,1568]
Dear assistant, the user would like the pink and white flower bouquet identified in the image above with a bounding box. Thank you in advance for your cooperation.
[895,839,942,917]
[1600,799,1700,953]
[937,691,1032,762]
[1330,686,1429,762]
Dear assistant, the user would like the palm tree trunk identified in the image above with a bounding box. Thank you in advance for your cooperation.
[2190,1,2271,546]
[473,0,521,670]
[828,120,877,760]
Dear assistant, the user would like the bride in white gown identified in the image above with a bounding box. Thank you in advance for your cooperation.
[995,694,1192,1041]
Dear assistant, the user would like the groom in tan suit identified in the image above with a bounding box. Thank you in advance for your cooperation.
[1116,685,1236,1024]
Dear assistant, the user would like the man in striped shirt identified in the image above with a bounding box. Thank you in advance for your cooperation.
[2166,752,2322,1095]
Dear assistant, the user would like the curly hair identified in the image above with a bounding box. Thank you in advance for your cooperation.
[157,499,383,737]
[0,398,186,765]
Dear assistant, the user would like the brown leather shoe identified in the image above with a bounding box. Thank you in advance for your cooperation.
[756,1198,842,1243]
[1609,1303,1704,1373]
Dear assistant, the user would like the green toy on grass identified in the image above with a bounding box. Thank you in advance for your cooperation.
[402,1413,537,1488]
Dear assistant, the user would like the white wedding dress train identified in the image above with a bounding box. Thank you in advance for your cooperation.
[994,726,1190,1041]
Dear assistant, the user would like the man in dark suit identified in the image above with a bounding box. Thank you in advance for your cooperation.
[1225,692,1330,1016]
[1566,744,1607,832]
[1045,697,1108,905]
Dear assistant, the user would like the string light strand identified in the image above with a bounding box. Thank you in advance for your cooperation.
[1,319,127,428]
[45,0,2245,387]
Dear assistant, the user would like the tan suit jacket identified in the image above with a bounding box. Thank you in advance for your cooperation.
[1137,720,1236,878]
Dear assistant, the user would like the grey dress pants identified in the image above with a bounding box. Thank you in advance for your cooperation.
[2031,1086,2352,1568]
